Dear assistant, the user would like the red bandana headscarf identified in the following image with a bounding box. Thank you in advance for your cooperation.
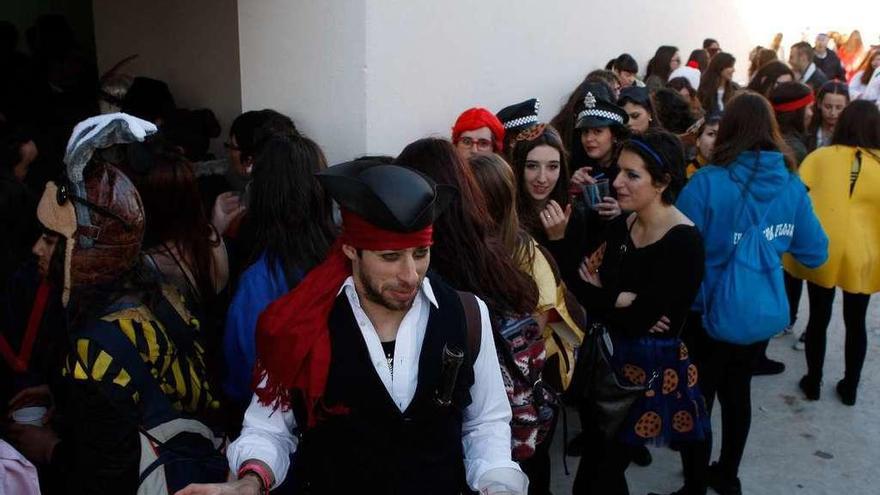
[451,107,505,152]
[253,210,433,426]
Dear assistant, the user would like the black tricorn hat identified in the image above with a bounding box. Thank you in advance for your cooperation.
[575,82,629,130]
[316,160,456,232]
[496,98,541,134]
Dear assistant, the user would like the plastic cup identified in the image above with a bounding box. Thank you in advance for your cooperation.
[12,406,47,426]
[583,179,610,209]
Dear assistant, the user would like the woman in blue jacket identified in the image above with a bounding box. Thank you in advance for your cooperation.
[676,92,828,495]
[223,137,336,413]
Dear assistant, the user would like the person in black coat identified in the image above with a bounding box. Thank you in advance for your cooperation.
[813,34,846,82]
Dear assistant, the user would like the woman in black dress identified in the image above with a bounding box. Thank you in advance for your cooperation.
[570,129,709,495]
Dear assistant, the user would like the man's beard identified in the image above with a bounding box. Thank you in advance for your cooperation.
[358,270,417,312]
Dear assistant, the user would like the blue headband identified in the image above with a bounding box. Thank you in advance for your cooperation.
[628,139,666,169]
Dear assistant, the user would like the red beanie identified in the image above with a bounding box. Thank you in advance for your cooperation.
[451,107,505,152]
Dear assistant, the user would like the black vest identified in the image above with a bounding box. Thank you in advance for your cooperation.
[293,276,477,494]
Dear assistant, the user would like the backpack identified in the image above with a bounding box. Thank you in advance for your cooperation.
[456,292,557,462]
[73,293,228,494]
[701,175,793,345]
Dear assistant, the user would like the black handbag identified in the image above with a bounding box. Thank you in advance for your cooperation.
[581,322,655,439]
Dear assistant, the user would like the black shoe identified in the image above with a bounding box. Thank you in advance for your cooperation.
[647,488,697,495]
[706,462,742,495]
[567,432,585,457]
[799,375,821,401]
[647,489,687,495]
[836,379,857,406]
[631,444,653,466]
[752,357,786,376]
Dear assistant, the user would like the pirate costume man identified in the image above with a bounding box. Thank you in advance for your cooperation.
[221,161,527,494]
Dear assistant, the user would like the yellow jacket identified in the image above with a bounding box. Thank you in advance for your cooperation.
[784,146,880,294]
[521,239,586,390]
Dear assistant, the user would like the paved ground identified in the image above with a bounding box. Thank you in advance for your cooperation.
[549,289,880,494]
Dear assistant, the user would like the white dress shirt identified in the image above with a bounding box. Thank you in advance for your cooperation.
[800,62,817,85]
[227,276,528,494]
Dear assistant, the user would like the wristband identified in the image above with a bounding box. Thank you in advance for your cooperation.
[238,461,272,495]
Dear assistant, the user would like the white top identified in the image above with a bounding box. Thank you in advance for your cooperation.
[849,70,880,102]
[669,65,701,92]
[800,62,818,84]
[227,276,528,494]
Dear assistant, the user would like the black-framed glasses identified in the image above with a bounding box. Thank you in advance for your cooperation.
[56,181,134,231]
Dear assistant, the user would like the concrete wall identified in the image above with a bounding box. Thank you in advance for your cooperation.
[237,0,875,163]
[92,0,241,157]
[237,0,367,165]
[362,0,878,158]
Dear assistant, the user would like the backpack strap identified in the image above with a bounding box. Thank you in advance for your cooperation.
[456,291,482,365]
[74,307,178,426]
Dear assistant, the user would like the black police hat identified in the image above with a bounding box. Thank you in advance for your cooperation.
[496,98,541,134]
[575,82,629,130]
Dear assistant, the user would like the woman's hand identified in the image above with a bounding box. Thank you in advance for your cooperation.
[569,167,596,187]
[649,315,671,334]
[211,191,246,236]
[578,257,601,287]
[578,243,606,286]
[174,477,263,495]
[540,200,572,241]
[615,292,637,308]
[595,196,622,219]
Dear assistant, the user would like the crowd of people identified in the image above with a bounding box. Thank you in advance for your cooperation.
[2,15,879,495]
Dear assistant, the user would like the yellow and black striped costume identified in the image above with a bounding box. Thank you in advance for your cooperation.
[62,289,220,416]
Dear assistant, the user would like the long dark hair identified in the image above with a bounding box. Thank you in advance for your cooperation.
[857,49,879,86]
[698,52,737,113]
[651,88,696,133]
[769,82,812,137]
[248,136,336,288]
[395,138,537,317]
[646,46,679,82]
[687,49,709,72]
[746,61,795,97]
[138,142,219,301]
[510,125,570,237]
[808,81,850,137]
[711,91,794,170]
[831,100,880,148]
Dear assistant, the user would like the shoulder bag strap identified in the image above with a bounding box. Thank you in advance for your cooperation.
[456,291,482,365]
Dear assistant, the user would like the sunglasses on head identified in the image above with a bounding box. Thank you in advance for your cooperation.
[56,180,134,231]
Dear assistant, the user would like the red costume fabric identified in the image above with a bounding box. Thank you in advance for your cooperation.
[253,211,433,426]
[772,93,815,113]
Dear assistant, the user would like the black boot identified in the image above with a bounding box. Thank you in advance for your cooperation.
[799,375,821,401]
[630,444,653,466]
[706,462,742,495]
[752,356,785,376]
[836,379,857,406]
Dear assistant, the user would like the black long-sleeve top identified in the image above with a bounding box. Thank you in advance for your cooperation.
[569,216,705,338]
